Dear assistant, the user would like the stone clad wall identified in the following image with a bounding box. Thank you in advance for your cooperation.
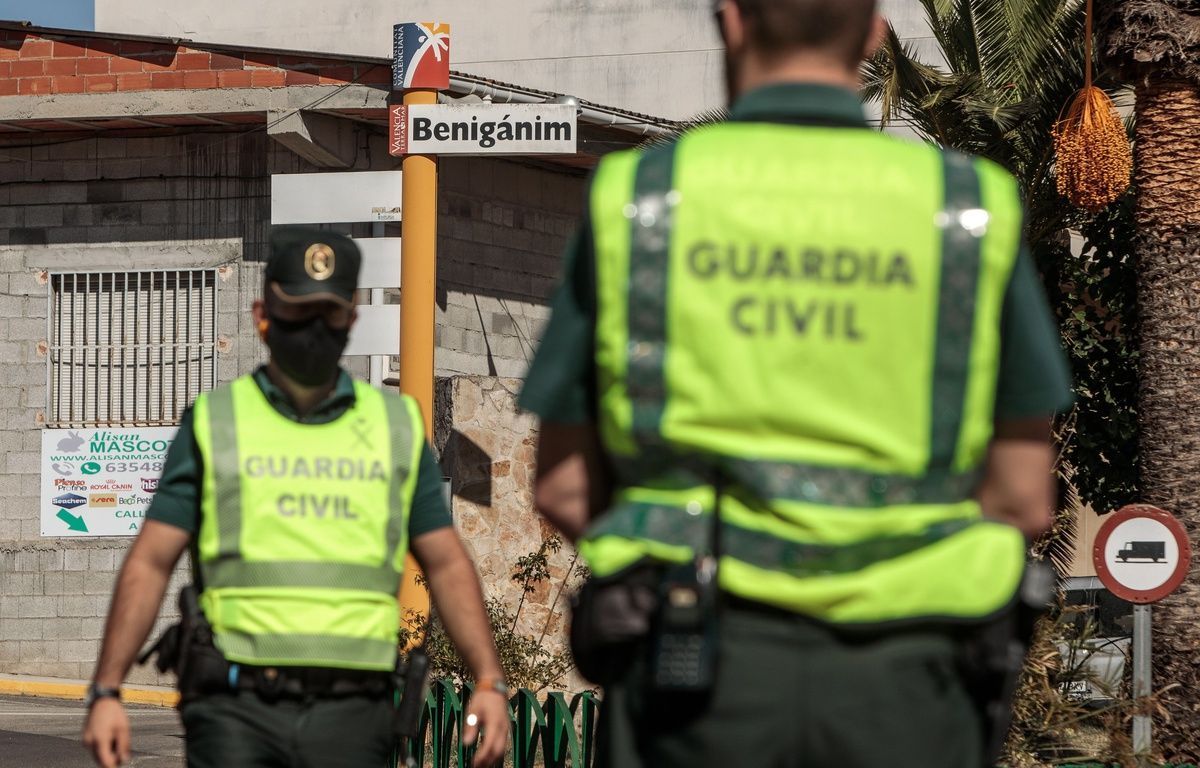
[436,376,584,689]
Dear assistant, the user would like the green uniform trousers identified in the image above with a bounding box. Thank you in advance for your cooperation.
[595,601,983,768]
[181,691,394,768]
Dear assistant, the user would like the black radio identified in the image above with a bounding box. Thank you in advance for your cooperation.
[650,555,719,692]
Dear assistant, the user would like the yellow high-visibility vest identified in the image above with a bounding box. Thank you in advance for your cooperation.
[193,375,423,669]
[582,123,1027,626]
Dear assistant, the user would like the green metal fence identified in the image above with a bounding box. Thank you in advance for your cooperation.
[395,679,600,768]
[392,685,1200,768]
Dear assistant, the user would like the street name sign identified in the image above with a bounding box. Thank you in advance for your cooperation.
[1093,504,1190,604]
[389,103,578,156]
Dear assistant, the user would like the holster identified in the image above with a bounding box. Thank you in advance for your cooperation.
[393,646,430,741]
[569,562,660,686]
[957,561,1056,767]
[138,585,231,704]
[137,623,181,674]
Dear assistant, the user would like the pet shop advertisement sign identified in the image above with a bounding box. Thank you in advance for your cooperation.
[40,427,177,537]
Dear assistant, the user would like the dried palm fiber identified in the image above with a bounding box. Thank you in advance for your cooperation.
[1098,0,1200,85]
[1054,0,1133,212]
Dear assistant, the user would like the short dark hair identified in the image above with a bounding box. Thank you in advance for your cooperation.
[733,0,877,67]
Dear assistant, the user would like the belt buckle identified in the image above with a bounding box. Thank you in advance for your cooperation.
[257,667,283,700]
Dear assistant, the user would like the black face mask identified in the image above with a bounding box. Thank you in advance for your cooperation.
[265,314,349,387]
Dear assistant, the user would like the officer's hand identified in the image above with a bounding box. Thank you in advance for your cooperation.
[82,698,131,767]
[464,689,509,767]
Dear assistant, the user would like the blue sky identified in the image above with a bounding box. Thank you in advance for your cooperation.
[0,0,93,30]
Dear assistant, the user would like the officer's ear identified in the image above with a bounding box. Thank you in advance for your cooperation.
[716,0,746,56]
[862,14,888,62]
[252,299,269,341]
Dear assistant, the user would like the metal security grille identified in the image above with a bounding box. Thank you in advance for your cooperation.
[47,270,218,427]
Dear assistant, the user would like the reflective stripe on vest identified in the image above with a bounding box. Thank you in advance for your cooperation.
[193,375,422,670]
[584,125,1027,625]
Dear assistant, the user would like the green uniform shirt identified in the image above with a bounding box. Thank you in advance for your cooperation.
[147,366,452,538]
[519,83,1073,422]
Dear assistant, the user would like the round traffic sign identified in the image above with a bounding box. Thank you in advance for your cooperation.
[1093,504,1191,604]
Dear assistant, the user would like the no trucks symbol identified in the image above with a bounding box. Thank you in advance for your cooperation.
[1093,505,1191,604]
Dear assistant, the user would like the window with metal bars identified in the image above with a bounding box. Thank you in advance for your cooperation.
[47,270,219,428]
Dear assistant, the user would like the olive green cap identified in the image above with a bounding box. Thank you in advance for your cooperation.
[266,226,361,308]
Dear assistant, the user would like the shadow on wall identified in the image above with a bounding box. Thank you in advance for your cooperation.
[441,428,493,508]
[433,375,492,508]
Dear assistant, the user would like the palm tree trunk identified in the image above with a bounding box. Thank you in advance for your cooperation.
[1133,77,1200,763]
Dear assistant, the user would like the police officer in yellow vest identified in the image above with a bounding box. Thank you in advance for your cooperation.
[520,1,1073,766]
[83,228,509,768]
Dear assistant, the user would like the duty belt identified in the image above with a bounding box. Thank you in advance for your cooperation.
[230,664,393,700]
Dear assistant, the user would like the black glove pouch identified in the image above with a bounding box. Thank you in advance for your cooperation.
[139,586,231,704]
[138,622,181,674]
[177,627,232,702]
[569,561,660,686]
[957,561,1055,767]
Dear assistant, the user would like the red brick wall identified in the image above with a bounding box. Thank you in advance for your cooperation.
[0,30,391,96]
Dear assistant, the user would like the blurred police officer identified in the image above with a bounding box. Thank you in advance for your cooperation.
[83,228,509,768]
[520,1,1072,766]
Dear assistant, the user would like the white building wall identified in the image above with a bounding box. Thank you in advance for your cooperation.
[95,0,939,121]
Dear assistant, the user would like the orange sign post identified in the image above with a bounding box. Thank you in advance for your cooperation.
[392,22,451,628]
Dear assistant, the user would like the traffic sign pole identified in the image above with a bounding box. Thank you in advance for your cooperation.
[399,89,438,436]
[392,20,450,631]
[1092,504,1192,761]
[1132,603,1152,756]
[396,86,439,624]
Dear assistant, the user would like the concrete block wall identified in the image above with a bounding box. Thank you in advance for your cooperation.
[0,131,312,682]
[0,241,264,684]
[0,127,585,681]
[0,544,190,683]
[435,157,585,379]
[0,130,307,256]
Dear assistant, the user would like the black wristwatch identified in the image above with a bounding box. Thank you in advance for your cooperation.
[85,683,122,708]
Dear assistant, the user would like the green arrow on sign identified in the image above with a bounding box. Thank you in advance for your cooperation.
[57,508,88,533]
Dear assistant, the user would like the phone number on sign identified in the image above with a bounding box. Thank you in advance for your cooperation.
[104,461,164,473]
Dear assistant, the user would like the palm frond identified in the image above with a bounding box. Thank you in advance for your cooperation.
[863,25,953,134]
[638,108,728,149]
[862,0,1126,247]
